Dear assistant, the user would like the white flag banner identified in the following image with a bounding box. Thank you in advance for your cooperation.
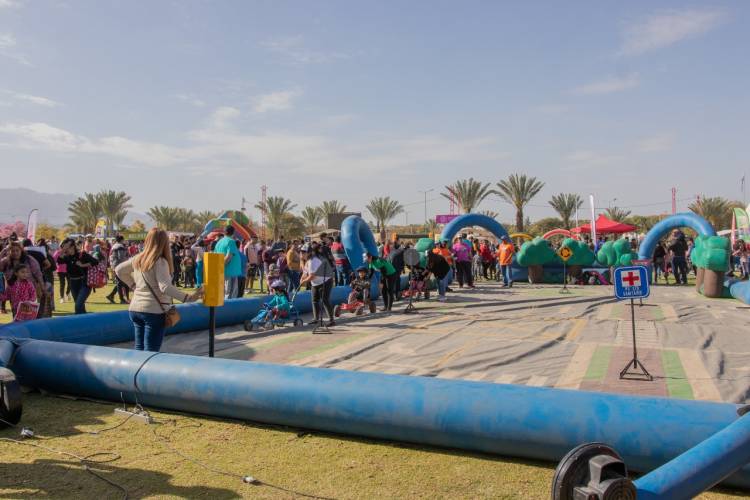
[26,209,38,243]
[589,194,597,244]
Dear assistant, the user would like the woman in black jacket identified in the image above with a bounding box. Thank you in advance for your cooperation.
[56,238,99,314]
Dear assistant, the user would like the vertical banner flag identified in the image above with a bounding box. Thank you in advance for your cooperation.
[589,194,597,244]
[734,208,750,240]
[26,209,38,242]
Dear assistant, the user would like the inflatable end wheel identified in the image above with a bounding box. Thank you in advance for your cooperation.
[551,442,635,500]
[294,319,303,327]
[244,320,253,331]
[334,305,341,318]
[0,367,22,428]
[369,301,376,314]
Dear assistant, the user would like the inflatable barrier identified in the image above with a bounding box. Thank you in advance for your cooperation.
[1,338,749,492]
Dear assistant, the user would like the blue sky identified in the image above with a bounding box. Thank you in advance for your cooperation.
[0,0,748,225]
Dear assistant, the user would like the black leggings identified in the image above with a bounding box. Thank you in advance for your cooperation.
[456,261,473,287]
[381,273,399,311]
[312,279,334,322]
[58,272,68,298]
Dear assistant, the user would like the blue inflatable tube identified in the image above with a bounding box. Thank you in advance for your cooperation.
[638,213,716,260]
[440,213,509,242]
[0,286,351,346]
[341,215,379,270]
[727,277,750,305]
[635,409,750,498]
[4,338,749,490]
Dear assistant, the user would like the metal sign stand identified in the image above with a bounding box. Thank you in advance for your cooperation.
[619,298,652,381]
[560,260,570,294]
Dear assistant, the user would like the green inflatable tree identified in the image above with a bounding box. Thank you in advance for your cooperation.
[414,237,435,268]
[517,237,556,283]
[691,235,730,298]
[560,238,595,266]
[596,239,636,268]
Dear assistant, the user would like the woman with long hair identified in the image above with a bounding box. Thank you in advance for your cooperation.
[116,228,202,352]
[0,241,46,314]
[55,238,99,314]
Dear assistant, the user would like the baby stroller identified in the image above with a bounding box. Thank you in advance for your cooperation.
[244,283,304,331]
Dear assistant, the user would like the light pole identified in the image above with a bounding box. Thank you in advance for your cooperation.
[418,188,434,227]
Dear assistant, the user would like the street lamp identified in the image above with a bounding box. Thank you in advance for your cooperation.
[418,188,434,226]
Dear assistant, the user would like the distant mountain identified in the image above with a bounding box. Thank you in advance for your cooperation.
[0,188,152,227]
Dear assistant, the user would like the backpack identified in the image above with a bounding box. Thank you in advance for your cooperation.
[387,247,405,272]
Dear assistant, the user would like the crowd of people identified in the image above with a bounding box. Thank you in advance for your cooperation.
[2,224,748,335]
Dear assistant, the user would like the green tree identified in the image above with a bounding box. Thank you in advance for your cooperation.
[281,213,306,239]
[255,196,297,240]
[604,206,632,222]
[175,208,199,232]
[528,217,564,236]
[494,174,545,233]
[441,178,493,213]
[300,206,323,234]
[97,190,132,236]
[626,215,662,233]
[425,218,440,235]
[688,196,735,229]
[67,193,103,234]
[147,206,182,230]
[479,210,500,220]
[318,200,347,226]
[366,197,404,241]
[129,220,146,232]
[196,211,218,228]
[548,193,583,229]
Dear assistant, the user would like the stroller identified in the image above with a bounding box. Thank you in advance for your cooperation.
[401,266,430,301]
[244,284,304,331]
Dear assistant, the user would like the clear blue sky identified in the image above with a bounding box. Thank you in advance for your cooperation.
[1,0,748,224]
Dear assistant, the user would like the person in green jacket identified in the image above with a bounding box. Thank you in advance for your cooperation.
[367,253,398,311]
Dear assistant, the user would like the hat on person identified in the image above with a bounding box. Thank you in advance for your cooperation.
[501,235,509,241]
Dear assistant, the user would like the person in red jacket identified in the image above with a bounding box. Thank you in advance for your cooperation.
[479,240,494,280]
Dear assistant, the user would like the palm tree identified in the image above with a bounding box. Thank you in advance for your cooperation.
[281,213,306,239]
[604,206,632,222]
[494,174,545,233]
[96,190,132,236]
[479,210,500,220]
[67,193,102,234]
[441,178,492,213]
[548,193,583,229]
[196,210,218,228]
[300,206,323,234]
[366,197,404,241]
[425,219,440,235]
[318,200,347,227]
[175,208,199,232]
[147,206,182,230]
[689,196,730,229]
[255,196,297,240]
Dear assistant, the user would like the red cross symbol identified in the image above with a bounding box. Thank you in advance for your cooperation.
[622,271,640,286]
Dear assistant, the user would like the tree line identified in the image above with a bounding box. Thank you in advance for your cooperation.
[64,178,743,239]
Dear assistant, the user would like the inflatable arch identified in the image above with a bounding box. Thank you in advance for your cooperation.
[542,228,575,240]
[340,215,380,269]
[638,213,716,260]
[509,232,533,241]
[440,213,510,242]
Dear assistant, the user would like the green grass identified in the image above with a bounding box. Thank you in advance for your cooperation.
[1,393,745,499]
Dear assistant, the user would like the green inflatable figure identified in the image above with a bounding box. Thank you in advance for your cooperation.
[517,237,556,283]
[414,237,435,268]
[559,238,596,266]
[596,239,637,268]
[691,235,730,298]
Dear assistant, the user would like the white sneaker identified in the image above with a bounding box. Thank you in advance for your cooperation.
[437,296,447,302]
[59,297,65,303]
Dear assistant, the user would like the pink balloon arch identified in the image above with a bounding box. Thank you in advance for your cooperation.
[542,228,577,240]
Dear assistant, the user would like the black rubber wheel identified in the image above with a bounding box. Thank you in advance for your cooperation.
[334,305,341,318]
[0,368,22,428]
[244,320,253,331]
[369,301,377,314]
[551,442,630,500]
[294,319,303,327]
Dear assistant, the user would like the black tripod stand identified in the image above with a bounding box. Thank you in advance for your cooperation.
[619,298,652,381]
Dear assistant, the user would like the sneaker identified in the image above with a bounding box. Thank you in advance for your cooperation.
[59,297,65,304]
[106,296,115,304]
[326,320,336,327]
[437,296,447,302]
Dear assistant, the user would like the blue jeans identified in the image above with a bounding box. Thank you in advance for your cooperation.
[500,265,513,286]
[196,260,204,288]
[225,276,239,299]
[130,311,166,352]
[438,268,454,297]
[69,278,91,314]
[336,263,351,286]
[287,270,301,293]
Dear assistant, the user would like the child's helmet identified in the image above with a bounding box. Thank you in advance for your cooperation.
[356,265,368,273]
[271,280,286,290]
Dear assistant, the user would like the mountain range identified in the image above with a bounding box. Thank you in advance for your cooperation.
[0,188,152,227]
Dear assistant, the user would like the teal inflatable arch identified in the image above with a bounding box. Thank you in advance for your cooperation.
[440,213,510,242]
[638,213,716,260]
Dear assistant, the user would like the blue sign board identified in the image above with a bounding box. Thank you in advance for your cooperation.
[614,265,650,300]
